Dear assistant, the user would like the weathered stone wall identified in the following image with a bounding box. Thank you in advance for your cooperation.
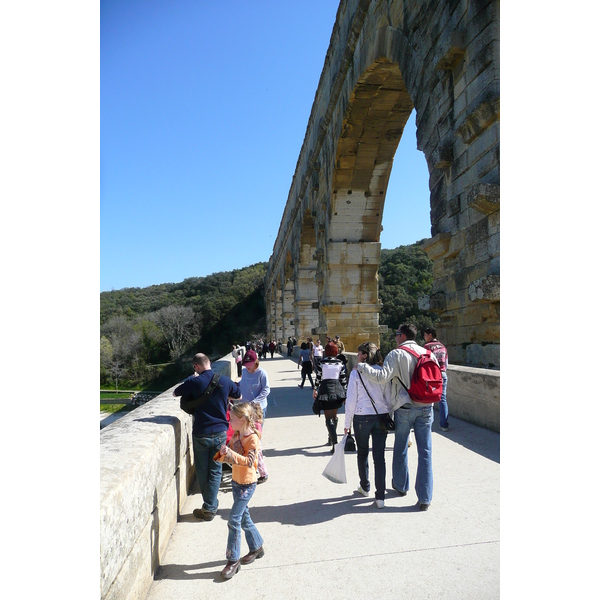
[99,359,232,600]
[265,0,500,367]
[444,364,500,432]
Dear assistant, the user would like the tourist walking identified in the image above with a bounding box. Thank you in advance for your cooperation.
[297,342,315,389]
[313,341,348,453]
[231,344,244,380]
[216,402,265,580]
[423,327,449,431]
[344,342,393,508]
[356,323,440,511]
[313,339,324,370]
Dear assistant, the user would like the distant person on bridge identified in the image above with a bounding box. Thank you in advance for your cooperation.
[173,353,241,522]
[313,341,349,453]
[287,337,294,356]
[335,335,345,355]
[231,344,244,380]
[313,339,324,371]
[297,342,315,389]
[423,327,449,431]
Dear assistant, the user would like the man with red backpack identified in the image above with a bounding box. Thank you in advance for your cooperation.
[356,323,442,511]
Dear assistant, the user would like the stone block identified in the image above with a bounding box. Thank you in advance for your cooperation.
[421,232,452,260]
[456,95,500,144]
[432,138,454,169]
[465,344,500,370]
[466,182,499,215]
[468,274,500,302]
[465,216,489,246]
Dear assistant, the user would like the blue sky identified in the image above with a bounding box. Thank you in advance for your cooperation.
[101,0,432,292]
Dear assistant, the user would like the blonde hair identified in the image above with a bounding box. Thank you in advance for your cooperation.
[251,402,264,425]
[230,402,261,437]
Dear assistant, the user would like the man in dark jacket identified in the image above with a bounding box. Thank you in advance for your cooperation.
[173,353,241,521]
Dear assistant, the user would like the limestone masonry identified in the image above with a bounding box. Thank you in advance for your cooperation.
[265,0,500,367]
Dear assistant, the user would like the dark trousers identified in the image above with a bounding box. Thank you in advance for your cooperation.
[353,415,388,501]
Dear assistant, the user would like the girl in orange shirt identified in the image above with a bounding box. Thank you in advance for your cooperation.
[216,402,265,580]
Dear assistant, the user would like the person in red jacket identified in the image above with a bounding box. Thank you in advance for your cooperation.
[423,327,449,431]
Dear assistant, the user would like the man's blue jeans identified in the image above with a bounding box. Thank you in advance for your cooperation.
[227,481,263,561]
[437,372,449,428]
[353,414,388,501]
[192,430,227,514]
[392,404,434,505]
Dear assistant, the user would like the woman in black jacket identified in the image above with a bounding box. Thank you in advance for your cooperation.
[312,342,349,453]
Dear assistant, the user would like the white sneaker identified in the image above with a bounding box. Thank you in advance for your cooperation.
[357,486,369,497]
[375,500,384,509]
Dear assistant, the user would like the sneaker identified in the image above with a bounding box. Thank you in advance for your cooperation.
[357,486,369,497]
[418,502,430,511]
[193,507,216,521]
[375,500,385,509]
[440,425,449,431]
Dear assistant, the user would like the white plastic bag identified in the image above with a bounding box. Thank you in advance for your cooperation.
[322,434,347,484]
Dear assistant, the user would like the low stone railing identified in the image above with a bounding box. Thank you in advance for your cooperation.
[99,358,233,600]
[445,364,500,432]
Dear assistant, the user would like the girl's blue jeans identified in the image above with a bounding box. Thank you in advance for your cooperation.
[226,481,263,562]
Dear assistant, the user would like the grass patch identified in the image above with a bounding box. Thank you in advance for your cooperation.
[100,404,137,414]
[101,391,134,400]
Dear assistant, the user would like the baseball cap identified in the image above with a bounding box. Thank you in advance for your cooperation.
[242,349,257,365]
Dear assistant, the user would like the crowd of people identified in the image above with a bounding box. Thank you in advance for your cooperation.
[173,324,449,581]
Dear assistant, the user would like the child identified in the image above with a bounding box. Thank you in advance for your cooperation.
[225,403,269,483]
[251,403,269,483]
[215,402,265,580]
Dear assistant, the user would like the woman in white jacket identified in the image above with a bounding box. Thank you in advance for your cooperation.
[344,342,393,508]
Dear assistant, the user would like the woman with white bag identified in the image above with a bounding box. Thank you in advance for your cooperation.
[344,342,393,508]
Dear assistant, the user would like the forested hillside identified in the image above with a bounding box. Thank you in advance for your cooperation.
[100,263,267,390]
[100,244,436,391]
[377,241,436,354]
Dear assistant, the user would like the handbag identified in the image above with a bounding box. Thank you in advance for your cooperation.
[322,434,348,483]
[345,432,356,452]
[357,372,395,431]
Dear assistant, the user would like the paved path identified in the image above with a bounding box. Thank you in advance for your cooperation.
[146,354,500,599]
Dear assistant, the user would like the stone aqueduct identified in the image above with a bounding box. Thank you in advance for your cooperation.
[265,0,500,367]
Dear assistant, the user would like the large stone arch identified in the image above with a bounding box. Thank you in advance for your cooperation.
[266,0,500,367]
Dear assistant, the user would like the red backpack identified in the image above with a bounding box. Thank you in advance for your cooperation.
[398,346,443,403]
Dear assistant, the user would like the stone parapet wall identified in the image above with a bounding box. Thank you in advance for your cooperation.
[444,364,499,432]
[100,358,233,600]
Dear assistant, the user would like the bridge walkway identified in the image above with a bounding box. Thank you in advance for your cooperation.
[146,353,500,599]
